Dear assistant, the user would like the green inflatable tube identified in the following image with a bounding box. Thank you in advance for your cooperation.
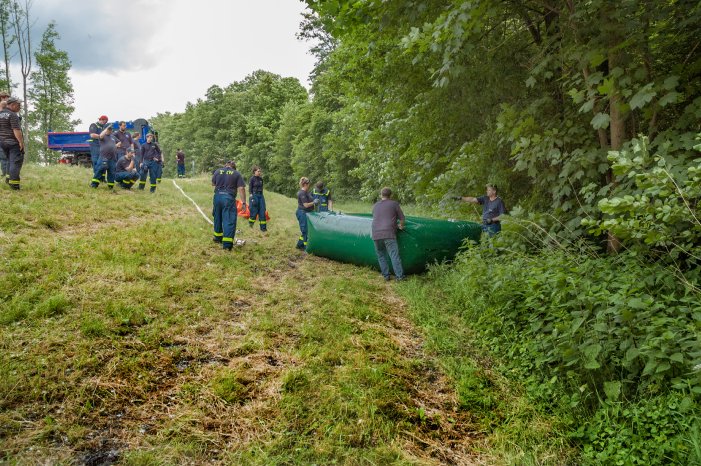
[305,212,482,275]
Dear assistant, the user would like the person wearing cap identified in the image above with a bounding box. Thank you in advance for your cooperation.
[212,160,247,250]
[88,116,109,174]
[0,97,25,190]
[137,133,162,193]
[371,187,406,281]
[248,165,267,231]
[113,121,134,160]
[456,184,507,236]
[115,149,139,189]
[176,149,186,178]
[295,177,316,250]
[90,125,118,189]
[312,181,333,212]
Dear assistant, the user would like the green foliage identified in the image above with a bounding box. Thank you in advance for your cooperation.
[408,239,701,462]
[586,135,701,269]
[28,21,78,164]
[151,70,308,180]
[578,394,701,465]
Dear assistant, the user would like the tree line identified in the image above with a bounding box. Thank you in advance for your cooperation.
[154,1,700,259]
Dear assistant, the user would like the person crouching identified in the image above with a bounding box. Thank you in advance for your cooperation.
[115,149,140,189]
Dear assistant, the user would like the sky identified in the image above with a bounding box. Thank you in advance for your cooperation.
[34,0,317,128]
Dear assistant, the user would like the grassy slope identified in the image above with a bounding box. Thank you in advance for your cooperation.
[1,165,493,464]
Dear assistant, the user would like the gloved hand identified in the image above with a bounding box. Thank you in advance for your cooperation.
[313,198,320,205]
[485,218,493,224]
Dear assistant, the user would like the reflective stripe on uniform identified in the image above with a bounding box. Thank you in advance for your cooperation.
[223,237,233,242]
[213,232,223,237]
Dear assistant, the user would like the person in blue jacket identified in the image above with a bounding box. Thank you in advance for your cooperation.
[248,165,267,231]
[312,181,333,212]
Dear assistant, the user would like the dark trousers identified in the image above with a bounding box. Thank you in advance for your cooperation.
[213,193,237,249]
[482,222,501,236]
[296,208,308,249]
[139,160,159,192]
[248,193,267,231]
[1,142,22,188]
[115,170,139,188]
[92,157,116,188]
[156,162,163,182]
[177,164,185,177]
[90,144,100,171]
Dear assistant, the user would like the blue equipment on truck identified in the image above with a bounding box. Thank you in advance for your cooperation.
[48,118,157,166]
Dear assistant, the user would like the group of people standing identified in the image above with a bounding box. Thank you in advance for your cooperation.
[88,117,164,193]
[0,92,25,190]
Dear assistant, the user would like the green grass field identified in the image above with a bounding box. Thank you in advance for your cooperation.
[0,165,568,464]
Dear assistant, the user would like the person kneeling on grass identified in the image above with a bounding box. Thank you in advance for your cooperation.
[371,187,405,281]
[212,160,247,250]
[115,149,139,189]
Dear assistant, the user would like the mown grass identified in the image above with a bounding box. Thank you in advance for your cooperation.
[1,165,569,464]
[0,165,478,464]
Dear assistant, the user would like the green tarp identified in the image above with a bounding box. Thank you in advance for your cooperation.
[305,212,482,275]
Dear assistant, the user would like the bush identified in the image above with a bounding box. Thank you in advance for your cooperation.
[427,242,701,462]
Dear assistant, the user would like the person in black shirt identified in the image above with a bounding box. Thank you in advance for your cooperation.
[138,133,161,193]
[248,165,267,231]
[88,115,109,174]
[90,125,118,189]
[295,177,316,250]
[456,184,507,236]
[212,161,247,250]
[113,121,133,160]
[0,97,25,190]
[176,149,186,178]
[115,149,139,189]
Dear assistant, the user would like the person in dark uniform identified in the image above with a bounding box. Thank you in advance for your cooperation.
[115,149,140,189]
[312,181,333,212]
[90,125,117,189]
[295,177,316,250]
[138,133,161,193]
[248,165,267,231]
[212,160,247,250]
[113,121,133,160]
[88,115,108,174]
[456,183,507,236]
[0,97,25,190]
[176,149,186,178]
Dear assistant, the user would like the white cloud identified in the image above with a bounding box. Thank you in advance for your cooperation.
[33,0,317,128]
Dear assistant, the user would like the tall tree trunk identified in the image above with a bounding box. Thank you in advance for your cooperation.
[11,0,32,151]
[0,0,11,92]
